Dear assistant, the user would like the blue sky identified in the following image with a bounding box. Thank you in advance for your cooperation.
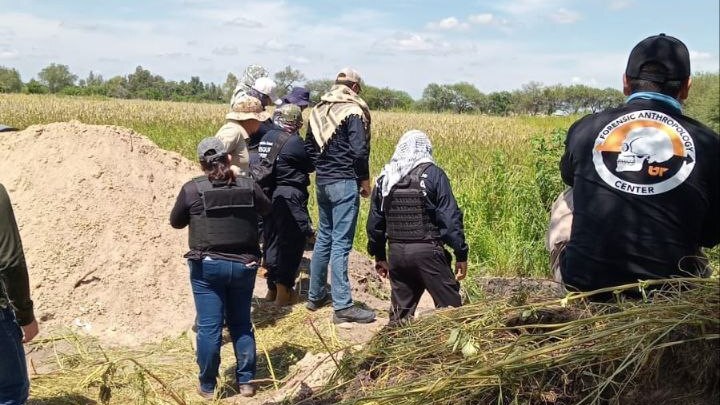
[1,0,718,98]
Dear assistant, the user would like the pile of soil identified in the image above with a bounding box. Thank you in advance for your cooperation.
[0,121,197,346]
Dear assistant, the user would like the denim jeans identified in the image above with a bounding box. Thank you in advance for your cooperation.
[309,179,359,311]
[189,257,257,392]
[0,307,28,405]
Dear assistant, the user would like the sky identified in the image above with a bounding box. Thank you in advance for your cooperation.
[0,0,718,98]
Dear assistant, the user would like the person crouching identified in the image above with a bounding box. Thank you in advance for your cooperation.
[170,137,271,399]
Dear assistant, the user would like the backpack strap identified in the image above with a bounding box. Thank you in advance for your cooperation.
[266,130,292,166]
[407,162,433,188]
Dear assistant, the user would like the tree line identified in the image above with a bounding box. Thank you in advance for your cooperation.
[0,64,717,122]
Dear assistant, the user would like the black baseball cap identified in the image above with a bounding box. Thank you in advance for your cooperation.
[626,33,690,82]
[197,137,227,163]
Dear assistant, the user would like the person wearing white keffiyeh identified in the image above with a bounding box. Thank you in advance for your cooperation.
[378,130,435,200]
[367,130,469,325]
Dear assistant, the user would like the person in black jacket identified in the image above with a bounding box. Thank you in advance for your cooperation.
[259,104,315,306]
[304,68,376,324]
[367,130,468,325]
[0,183,39,405]
[170,137,271,399]
[557,33,719,294]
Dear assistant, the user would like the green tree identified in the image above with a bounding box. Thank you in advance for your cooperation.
[0,66,22,93]
[449,82,486,113]
[304,79,334,105]
[420,83,456,112]
[38,63,77,93]
[362,85,415,110]
[25,79,48,94]
[222,72,238,101]
[274,66,306,99]
[487,91,512,115]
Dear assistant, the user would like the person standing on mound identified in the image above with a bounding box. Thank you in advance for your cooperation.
[170,138,271,400]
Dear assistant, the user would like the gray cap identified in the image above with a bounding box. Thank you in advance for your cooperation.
[197,137,227,162]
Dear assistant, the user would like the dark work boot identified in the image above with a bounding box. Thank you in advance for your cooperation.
[305,293,331,311]
[333,306,376,324]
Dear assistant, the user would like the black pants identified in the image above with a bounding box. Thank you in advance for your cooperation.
[264,186,312,289]
[388,242,461,324]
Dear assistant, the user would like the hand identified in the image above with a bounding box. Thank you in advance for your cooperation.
[455,262,467,281]
[375,260,389,278]
[359,180,371,198]
[22,319,39,343]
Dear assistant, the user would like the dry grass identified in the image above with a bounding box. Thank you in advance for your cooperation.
[315,278,720,405]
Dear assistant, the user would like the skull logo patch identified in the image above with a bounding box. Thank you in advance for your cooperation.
[592,110,695,195]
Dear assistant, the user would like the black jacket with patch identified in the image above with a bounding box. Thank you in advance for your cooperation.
[560,98,720,291]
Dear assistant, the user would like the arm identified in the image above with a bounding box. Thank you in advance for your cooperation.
[284,135,315,174]
[346,115,370,182]
[428,167,469,262]
[304,126,320,168]
[253,183,272,216]
[0,184,35,327]
[366,181,387,261]
[169,184,191,229]
[216,124,250,174]
[560,121,581,187]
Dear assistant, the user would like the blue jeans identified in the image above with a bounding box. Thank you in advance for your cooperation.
[189,257,257,392]
[0,307,28,405]
[309,179,359,311]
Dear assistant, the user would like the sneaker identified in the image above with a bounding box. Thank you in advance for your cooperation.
[306,294,331,311]
[333,306,376,324]
[239,384,256,397]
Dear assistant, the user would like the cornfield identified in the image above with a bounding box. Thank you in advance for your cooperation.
[1,94,717,282]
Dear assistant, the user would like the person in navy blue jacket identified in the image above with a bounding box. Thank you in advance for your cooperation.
[367,130,468,325]
[259,104,315,305]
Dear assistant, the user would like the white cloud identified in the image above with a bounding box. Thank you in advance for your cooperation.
[549,8,581,24]
[690,50,712,60]
[608,0,633,10]
[223,16,264,28]
[211,45,238,56]
[497,0,565,15]
[0,49,19,59]
[427,17,470,31]
[377,33,449,53]
[468,13,494,25]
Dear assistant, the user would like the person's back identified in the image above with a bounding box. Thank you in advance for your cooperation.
[559,34,720,292]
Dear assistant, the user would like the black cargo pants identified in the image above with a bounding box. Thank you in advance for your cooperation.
[388,241,461,324]
[264,186,313,289]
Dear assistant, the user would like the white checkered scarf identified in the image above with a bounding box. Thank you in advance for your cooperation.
[308,84,371,150]
[379,130,435,199]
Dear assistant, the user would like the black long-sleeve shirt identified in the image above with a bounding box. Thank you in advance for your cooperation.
[305,114,370,185]
[0,183,34,326]
[170,177,272,261]
[559,97,720,291]
[248,119,281,167]
[258,129,315,189]
[366,164,469,262]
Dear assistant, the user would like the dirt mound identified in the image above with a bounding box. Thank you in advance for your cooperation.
[0,121,198,345]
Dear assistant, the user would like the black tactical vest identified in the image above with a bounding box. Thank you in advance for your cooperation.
[385,163,440,242]
[188,176,258,252]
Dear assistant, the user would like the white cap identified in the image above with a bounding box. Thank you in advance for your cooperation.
[252,77,277,102]
[336,67,362,84]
